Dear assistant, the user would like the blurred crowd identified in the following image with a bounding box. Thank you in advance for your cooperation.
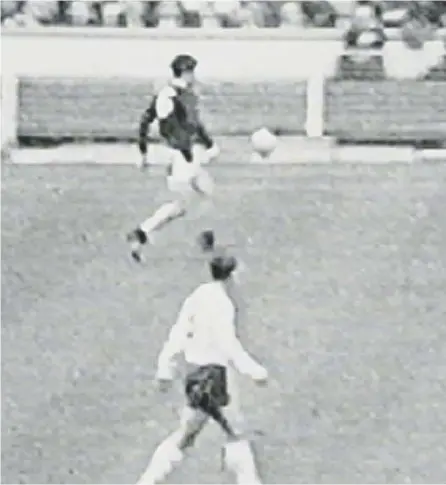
[1,1,445,31]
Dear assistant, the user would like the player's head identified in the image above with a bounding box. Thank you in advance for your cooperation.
[209,248,237,282]
[170,54,197,86]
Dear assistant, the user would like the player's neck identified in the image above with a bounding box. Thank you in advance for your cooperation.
[210,278,234,293]
[170,77,188,89]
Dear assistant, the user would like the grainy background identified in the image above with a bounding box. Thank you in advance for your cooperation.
[2,160,446,484]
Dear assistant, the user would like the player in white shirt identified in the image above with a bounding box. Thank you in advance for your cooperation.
[137,250,268,484]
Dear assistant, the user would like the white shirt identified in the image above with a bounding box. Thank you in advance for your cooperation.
[156,282,267,381]
[154,77,187,120]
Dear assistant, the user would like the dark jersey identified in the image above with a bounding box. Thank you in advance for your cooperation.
[138,81,213,163]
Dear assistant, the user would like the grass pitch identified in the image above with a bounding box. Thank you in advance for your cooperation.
[2,162,446,484]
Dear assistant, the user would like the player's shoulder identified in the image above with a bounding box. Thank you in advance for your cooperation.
[156,84,178,100]
[193,282,233,309]
[154,83,179,119]
[157,78,193,100]
[188,282,211,302]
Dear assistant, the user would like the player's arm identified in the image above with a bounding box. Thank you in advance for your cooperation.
[194,99,219,161]
[197,120,219,162]
[196,121,214,150]
[218,302,268,381]
[138,98,157,161]
[156,298,191,381]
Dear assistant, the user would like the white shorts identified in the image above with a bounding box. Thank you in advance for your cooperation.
[166,146,213,197]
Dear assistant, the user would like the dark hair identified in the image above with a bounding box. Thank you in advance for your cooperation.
[170,54,197,78]
[209,254,237,281]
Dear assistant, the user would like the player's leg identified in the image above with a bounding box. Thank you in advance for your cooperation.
[223,438,262,484]
[136,405,208,485]
[127,151,192,262]
[191,167,217,252]
[186,364,262,483]
[137,165,216,254]
[127,198,186,261]
[221,366,262,483]
[191,166,214,197]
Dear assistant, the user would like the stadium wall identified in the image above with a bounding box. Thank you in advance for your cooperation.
[2,28,446,148]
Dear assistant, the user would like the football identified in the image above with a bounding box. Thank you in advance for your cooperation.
[251,127,277,158]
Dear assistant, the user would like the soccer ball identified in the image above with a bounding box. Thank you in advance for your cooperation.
[251,127,277,158]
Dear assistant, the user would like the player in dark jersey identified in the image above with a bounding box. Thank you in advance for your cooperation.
[127,54,220,263]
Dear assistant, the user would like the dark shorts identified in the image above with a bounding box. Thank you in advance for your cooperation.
[185,364,230,414]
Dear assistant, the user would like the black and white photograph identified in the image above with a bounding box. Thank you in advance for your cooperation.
[1,1,446,483]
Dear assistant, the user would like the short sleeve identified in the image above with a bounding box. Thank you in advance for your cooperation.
[155,86,175,119]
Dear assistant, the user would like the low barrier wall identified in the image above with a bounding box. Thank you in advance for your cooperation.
[3,28,446,146]
[325,80,446,142]
[17,78,308,138]
[17,77,446,144]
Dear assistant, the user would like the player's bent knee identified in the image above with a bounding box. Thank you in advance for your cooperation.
[177,406,208,450]
[169,199,187,217]
[177,427,201,450]
[191,171,214,196]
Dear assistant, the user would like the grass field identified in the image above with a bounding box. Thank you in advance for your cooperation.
[2,161,446,484]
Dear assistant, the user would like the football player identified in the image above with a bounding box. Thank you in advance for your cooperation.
[127,54,220,262]
[136,250,268,484]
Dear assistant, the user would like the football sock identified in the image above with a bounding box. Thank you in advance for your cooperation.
[137,434,184,484]
[224,439,261,484]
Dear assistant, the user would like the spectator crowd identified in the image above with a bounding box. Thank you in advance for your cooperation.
[2,1,445,81]
[1,1,445,30]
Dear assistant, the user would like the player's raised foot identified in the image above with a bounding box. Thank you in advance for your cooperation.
[197,229,215,253]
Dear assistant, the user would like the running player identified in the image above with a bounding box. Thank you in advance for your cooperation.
[127,54,220,262]
[136,250,268,484]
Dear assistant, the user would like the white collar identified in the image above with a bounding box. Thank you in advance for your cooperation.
[171,78,187,89]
